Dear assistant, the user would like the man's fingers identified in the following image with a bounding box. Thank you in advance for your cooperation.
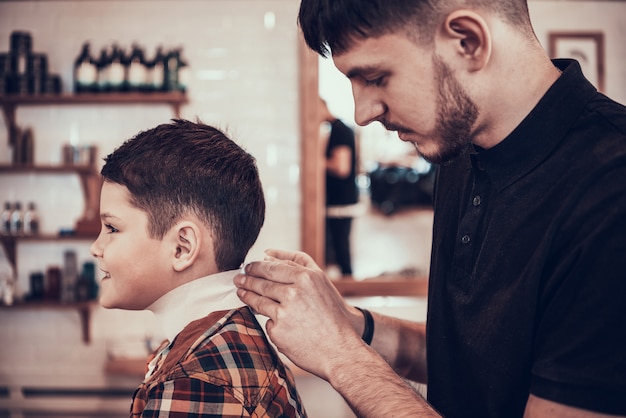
[241,259,298,285]
[236,286,279,319]
[265,248,321,270]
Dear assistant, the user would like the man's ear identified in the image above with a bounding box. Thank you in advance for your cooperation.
[438,10,492,71]
[171,221,201,272]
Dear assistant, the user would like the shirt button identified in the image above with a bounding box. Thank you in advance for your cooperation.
[472,195,481,207]
[461,235,471,244]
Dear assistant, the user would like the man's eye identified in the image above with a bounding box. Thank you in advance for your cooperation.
[105,224,119,233]
[364,76,384,87]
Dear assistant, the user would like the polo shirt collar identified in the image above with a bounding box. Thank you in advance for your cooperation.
[473,59,598,191]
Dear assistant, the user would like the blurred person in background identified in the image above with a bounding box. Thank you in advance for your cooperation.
[321,97,359,277]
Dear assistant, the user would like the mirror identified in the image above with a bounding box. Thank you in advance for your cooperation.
[299,36,433,295]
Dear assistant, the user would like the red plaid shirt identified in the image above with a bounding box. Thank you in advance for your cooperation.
[131,306,306,417]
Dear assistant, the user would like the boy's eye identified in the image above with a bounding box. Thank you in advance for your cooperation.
[105,224,119,233]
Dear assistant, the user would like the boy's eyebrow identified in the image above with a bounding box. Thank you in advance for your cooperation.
[99,212,119,221]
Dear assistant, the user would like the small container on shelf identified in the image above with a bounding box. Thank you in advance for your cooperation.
[23,202,40,235]
[29,271,45,300]
[45,266,62,301]
[10,201,23,235]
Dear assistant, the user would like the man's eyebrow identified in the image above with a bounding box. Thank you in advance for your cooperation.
[345,65,384,80]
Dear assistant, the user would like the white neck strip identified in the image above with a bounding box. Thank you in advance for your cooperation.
[147,270,245,342]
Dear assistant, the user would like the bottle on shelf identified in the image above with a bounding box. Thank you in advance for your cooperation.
[45,266,62,301]
[107,44,126,93]
[177,48,190,93]
[126,43,146,92]
[29,271,45,300]
[9,31,31,76]
[10,202,23,235]
[146,45,166,92]
[27,53,48,95]
[73,42,98,93]
[61,250,78,303]
[21,127,35,165]
[76,261,97,301]
[10,127,35,165]
[1,202,12,234]
[164,48,180,92]
[23,202,40,235]
[95,46,110,93]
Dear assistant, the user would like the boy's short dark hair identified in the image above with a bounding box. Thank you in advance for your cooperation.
[101,119,265,271]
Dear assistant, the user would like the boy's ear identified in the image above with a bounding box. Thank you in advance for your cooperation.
[437,9,492,72]
[171,221,202,272]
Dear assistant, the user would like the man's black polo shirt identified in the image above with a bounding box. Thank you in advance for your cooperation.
[427,59,626,417]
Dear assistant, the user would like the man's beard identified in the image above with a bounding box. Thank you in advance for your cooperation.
[424,54,479,165]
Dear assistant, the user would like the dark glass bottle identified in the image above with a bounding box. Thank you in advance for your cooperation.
[148,46,166,92]
[126,43,146,92]
[28,53,48,95]
[164,48,179,92]
[74,42,98,93]
[177,48,189,93]
[19,127,35,164]
[96,46,110,93]
[107,44,126,93]
[9,31,31,76]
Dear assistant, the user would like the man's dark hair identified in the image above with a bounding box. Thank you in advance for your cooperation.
[298,0,533,57]
[101,119,265,271]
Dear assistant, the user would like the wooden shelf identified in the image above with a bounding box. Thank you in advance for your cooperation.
[0,92,187,123]
[0,300,95,344]
[0,163,97,175]
[1,92,188,148]
[0,91,187,106]
[0,233,97,242]
[333,276,429,297]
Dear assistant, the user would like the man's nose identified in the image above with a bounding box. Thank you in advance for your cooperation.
[353,89,385,127]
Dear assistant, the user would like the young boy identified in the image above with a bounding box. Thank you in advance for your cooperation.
[90,119,306,417]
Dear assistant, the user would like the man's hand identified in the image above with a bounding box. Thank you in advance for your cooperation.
[234,249,363,380]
